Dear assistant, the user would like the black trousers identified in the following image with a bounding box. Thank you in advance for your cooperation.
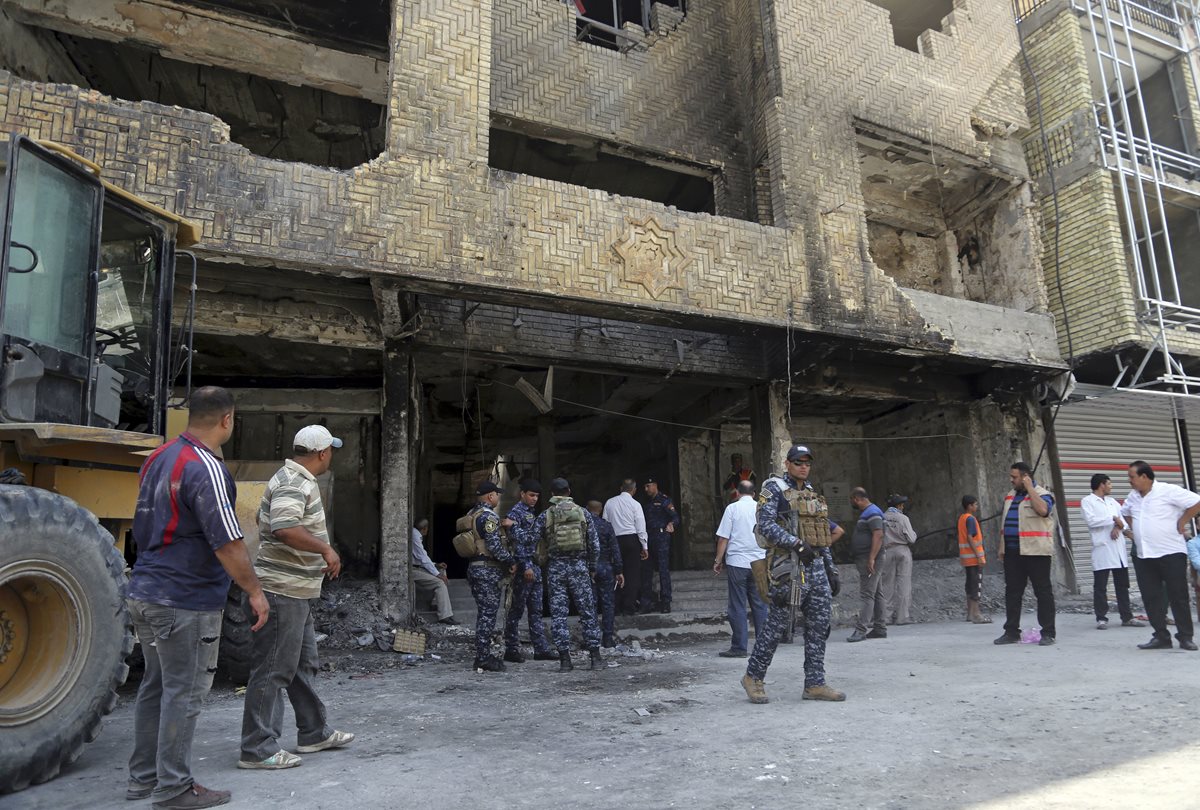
[616,534,642,614]
[1139,553,1194,642]
[1093,567,1133,622]
[1003,550,1056,638]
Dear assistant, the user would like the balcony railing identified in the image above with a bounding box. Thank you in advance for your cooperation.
[1017,0,1187,44]
[1094,104,1200,194]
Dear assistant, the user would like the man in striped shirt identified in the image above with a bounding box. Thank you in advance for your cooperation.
[239,425,353,770]
[126,386,268,809]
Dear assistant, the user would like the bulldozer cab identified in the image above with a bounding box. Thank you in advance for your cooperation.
[0,134,197,439]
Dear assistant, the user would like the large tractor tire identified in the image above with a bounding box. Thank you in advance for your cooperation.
[217,583,253,685]
[0,484,134,793]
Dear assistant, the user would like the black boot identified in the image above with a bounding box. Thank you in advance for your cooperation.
[589,648,603,670]
[503,647,525,664]
[474,656,506,672]
[533,649,558,661]
[558,650,574,672]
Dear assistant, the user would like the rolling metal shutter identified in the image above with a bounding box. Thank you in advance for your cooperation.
[1052,397,1185,592]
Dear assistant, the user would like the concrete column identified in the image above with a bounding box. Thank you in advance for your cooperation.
[750,382,791,483]
[379,338,414,621]
[537,415,555,508]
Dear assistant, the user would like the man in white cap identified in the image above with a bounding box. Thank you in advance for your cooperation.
[239,424,354,769]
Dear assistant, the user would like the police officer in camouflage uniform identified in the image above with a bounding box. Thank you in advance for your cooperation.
[466,481,516,672]
[530,478,603,671]
[742,444,846,704]
[502,480,557,663]
[587,500,625,648]
[640,478,680,613]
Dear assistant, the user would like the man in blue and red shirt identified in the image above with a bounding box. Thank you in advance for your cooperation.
[125,386,268,810]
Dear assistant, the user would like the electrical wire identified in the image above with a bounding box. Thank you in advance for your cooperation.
[1016,4,1079,473]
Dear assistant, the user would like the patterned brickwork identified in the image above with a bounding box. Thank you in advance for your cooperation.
[1017,6,1160,360]
[0,0,1058,365]
[490,0,750,219]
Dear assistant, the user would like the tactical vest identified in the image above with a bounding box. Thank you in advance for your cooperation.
[543,498,587,556]
[755,478,833,550]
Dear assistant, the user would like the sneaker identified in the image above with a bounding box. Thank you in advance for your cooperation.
[1096,619,1108,630]
[1038,636,1056,646]
[802,684,846,702]
[1122,618,1146,628]
[295,730,354,754]
[993,633,1020,645]
[864,628,888,639]
[741,674,769,704]
[152,784,231,810]
[718,649,748,658]
[237,750,302,770]
[846,630,868,643]
[127,780,156,800]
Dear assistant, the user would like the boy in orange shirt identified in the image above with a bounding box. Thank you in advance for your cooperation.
[958,495,991,624]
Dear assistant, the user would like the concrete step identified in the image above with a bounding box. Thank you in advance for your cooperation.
[426,574,718,630]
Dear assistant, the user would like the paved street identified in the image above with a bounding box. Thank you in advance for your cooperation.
[7,613,1196,810]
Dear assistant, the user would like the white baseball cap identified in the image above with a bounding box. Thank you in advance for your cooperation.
[293,425,343,452]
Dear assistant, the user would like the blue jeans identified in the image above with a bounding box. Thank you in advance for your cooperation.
[726,564,768,653]
[127,599,221,802]
[240,592,333,761]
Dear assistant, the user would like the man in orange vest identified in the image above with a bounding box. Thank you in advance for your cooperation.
[957,495,991,624]
[994,462,1056,646]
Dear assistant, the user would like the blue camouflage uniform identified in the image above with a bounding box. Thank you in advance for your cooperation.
[532,497,602,652]
[641,491,681,608]
[589,512,623,646]
[746,474,834,689]
[466,502,515,661]
[503,500,552,654]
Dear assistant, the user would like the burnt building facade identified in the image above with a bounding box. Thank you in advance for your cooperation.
[1,0,1065,617]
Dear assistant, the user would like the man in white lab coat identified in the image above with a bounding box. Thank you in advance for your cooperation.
[1080,473,1143,630]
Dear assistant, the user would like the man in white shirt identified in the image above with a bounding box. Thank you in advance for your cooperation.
[411,518,456,624]
[713,480,768,658]
[1080,474,1142,630]
[1121,460,1200,650]
[603,479,649,615]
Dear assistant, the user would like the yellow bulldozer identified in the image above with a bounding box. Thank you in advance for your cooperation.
[0,134,206,793]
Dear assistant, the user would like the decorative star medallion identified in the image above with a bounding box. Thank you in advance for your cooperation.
[612,216,692,299]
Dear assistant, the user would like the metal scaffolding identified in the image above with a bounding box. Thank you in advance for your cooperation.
[1075,0,1200,395]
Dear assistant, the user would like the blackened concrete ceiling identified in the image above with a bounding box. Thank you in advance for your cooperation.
[175,0,392,55]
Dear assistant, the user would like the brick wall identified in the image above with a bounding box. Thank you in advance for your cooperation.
[0,0,1059,367]
[491,0,751,219]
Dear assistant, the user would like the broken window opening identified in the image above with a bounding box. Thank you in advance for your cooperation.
[570,0,687,52]
[489,125,717,215]
[172,0,392,58]
[33,32,385,169]
[857,125,1038,311]
[862,0,954,54]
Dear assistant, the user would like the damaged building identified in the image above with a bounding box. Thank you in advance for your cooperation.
[1017,0,1200,591]
[0,0,1068,620]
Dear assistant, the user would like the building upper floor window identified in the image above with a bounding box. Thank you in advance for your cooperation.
[571,0,687,52]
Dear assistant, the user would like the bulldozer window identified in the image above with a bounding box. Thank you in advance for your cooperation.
[1,144,98,357]
[96,202,168,433]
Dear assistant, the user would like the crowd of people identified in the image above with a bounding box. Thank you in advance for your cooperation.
[441,475,682,673]
[119,384,1200,807]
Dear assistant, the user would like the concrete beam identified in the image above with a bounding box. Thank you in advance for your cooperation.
[4,0,389,103]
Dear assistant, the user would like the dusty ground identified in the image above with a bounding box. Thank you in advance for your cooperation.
[8,612,1197,810]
